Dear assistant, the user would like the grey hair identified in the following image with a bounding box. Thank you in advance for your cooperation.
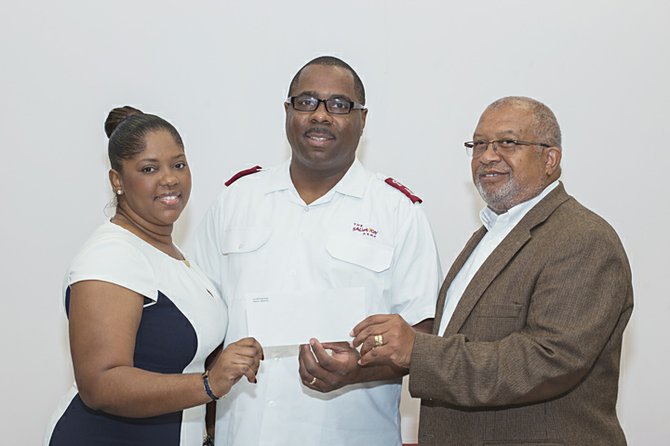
[486,96,562,148]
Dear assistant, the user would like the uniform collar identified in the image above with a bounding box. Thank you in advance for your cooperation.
[331,158,368,199]
[262,158,368,199]
[262,159,292,193]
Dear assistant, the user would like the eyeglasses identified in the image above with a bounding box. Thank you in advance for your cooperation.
[464,139,551,158]
[287,95,365,115]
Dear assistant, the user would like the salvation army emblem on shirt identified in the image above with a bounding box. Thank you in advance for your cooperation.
[352,223,378,238]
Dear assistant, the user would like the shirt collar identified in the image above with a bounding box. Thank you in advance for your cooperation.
[262,158,367,199]
[263,159,293,193]
[480,180,560,231]
[331,158,367,199]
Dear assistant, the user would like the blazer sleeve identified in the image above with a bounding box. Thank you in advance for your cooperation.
[408,213,633,407]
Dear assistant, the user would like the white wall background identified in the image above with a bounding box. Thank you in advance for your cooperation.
[1,1,668,444]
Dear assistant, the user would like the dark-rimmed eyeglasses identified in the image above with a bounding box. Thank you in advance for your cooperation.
[464,139,551,158]
[287,95,365,115]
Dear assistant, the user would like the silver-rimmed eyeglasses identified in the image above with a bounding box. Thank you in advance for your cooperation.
[464,139,551,158]
[287,95,365,115]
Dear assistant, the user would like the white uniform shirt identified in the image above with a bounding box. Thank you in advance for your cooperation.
[190,159,441,446]
[438,181,559,335]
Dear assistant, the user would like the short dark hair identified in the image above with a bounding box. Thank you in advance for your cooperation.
[486,96,562,148]
[287,56,366,105]
[104,106,184,171]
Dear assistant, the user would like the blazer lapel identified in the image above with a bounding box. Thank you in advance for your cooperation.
[443,228,531,335]
[442,183,571,336]
[432,227,487,334]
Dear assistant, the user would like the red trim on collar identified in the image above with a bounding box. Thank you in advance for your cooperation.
[225,165,263,187]
[384,178,422,203]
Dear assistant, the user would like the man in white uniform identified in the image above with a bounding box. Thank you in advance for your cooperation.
[191,56,441,446]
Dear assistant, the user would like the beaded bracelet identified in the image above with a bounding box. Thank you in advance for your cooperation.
[202,370,222,401]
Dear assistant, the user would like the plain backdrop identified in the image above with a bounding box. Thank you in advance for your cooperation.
[1,1,668,444]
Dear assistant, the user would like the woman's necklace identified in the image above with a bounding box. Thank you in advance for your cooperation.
[113,209,183,261]
[113,210,214,298]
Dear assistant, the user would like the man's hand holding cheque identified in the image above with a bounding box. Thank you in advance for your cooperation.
[351,314,424,369]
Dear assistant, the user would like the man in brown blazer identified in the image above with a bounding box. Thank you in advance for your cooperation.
[352,96,633,445]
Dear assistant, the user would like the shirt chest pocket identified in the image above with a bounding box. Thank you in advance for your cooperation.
[326,233,394,273]
[220,226,271,254]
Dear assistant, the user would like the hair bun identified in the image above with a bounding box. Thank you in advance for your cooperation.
[104,105,144,138]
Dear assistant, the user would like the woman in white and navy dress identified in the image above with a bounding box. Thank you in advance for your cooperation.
[44,106,263,446]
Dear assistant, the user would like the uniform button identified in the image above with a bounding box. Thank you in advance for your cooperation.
[304,206,310,212]
[267,400,276,407]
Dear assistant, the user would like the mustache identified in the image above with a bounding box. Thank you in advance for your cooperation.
[304,127,335,138]
[475,165,508,176]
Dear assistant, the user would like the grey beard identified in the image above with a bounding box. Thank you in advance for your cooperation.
[475,178,544,214]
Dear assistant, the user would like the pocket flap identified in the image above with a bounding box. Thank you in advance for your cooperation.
[326,233,393,273]
[221,226,271,254]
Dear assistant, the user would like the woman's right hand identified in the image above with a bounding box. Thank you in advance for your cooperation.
[207,337,264,398]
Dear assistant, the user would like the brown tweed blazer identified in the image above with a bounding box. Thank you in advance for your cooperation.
[409,183,633,445]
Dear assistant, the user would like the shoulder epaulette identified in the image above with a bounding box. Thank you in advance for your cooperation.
[384,177,423,203]
[225,165,263,187]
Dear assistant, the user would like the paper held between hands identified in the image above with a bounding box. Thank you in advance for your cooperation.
[246,287,366,347]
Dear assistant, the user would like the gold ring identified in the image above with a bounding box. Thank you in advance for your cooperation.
[309,377,317,385]
[374,334,384,347]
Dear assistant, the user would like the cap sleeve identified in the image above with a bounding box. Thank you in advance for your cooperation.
[66,234,158,302]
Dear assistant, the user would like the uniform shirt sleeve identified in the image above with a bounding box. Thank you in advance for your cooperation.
[388,202,442,325]
[187,190,226,302]
[66,234,158,303]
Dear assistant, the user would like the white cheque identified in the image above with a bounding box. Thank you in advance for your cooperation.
[246,287,366,347]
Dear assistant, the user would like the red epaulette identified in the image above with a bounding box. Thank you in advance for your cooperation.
[384,178,423,203]
[225,165,263,187]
